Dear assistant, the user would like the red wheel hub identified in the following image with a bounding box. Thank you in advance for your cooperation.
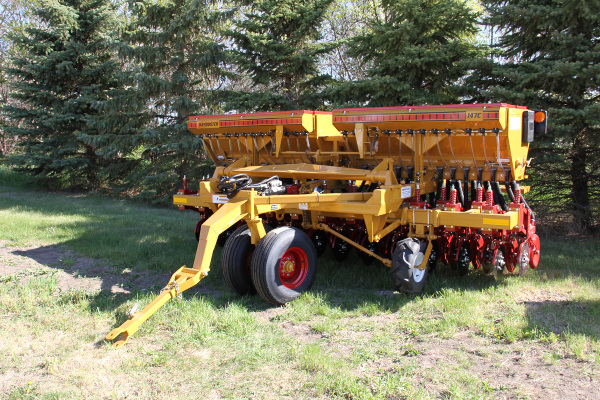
[279,247,309,289]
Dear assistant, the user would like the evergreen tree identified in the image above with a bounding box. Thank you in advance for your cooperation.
[3,0,122,188]
[471,0,600,232]
[227,0,336,111]
[0,0,39,158]
[328,0,484,107]
[94,0,229,202]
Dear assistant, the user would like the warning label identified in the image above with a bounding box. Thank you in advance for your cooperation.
[401,186,412,199]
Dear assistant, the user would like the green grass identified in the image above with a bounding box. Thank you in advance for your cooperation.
[1,164,599,399]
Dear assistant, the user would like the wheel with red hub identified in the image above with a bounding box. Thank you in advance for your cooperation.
[528,234,541,269]
[222,224,272,296]
[251,227,317,305]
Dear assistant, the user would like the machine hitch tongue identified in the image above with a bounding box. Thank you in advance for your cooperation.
[105,266,208,348]
[105,199,248,347]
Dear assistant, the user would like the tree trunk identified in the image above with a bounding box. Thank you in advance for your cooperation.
[570,135,591,231]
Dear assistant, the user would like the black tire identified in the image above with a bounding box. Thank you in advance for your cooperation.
[457,244,470,276]
[222,224,272,296]
[390,238,429,294]
[195,222,202,242]
[217,225,238,247]
[449,241,458,271]
[358,239,379,266]
[333,236,351,262]
[481,244,495,274]
[517,241,530,277]
[310,230,328,257]
[427,240,439,274]
[251,227,317,305]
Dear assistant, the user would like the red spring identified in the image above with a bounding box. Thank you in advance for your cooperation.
[486,189,493,206]
[440,185,447,202]
[415,186,421,201]
[514,188,521,204]
[449,188,457,205]
[476,185,483,203]
[182,175,188,191]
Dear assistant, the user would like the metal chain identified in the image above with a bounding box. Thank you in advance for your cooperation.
[162,282,182,301]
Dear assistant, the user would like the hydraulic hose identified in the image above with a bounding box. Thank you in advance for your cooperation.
[218,174,281,199]
[507,180,535,222]
[493,181,508,211]
[455,180,465,209]
[505,181,515,202]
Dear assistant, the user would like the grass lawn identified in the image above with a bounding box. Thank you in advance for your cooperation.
[1,165,599,399]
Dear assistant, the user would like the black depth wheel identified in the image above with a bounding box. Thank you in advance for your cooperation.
[481,244,495,274]
[390,238,429,294]
[251,227,317,305]
[333,237,351,262]
[359,238,379,266]
[517,241,530,277]
[457,245,470,276]
[310,230,328,257]
[427,240,439,274]
[449,241,458,270]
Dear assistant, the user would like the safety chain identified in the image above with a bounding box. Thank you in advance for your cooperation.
[162,281,182,302]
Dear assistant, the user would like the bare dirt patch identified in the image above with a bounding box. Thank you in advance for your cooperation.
[284,313,600,400]
[0,241,174,294]
[414,332,599,400]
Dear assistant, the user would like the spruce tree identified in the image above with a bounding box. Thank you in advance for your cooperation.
[96,0,229,202]
[227,0,335,111]
[328,0,484,107]
[3,0,122,188]
[472,0,600,231]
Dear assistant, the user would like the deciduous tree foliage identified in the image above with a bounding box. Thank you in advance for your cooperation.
[3,0,122,188]
[319,0,382,82]
[327,0,484,107]
[226,0,335,111]
[471,0,600,232]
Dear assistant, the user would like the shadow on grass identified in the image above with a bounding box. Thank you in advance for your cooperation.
[525,299,600,340]
[4,182,600,338]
